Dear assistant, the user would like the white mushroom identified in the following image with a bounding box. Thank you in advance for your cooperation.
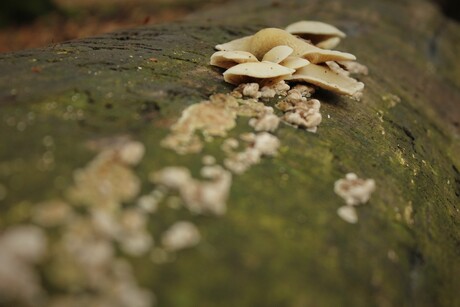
[249,28,355,63]
[210,50,259,69]
[301,44,355,64]
[279,56,310,70]
[337,206,358,223]
[215,35,253,51]
[285,20,346,49]
[262,45,293,63]
[287,63,364,96]
[286,21,346,38]
[223,62,295,85]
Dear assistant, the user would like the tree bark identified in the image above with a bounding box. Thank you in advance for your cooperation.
[0,0,459,306]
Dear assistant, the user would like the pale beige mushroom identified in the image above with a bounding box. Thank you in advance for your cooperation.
[210,50,259,69]
[249,28,355,64]
[285,20,346,49]
[287,64,364,96]
[223,62,295,85]
[215,35,253,52]
[262,45,293,63]
[279,56,310,70]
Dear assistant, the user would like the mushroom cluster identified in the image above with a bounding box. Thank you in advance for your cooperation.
[210,21,365,99]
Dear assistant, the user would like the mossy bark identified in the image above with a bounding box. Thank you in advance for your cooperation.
[0,0,459,306]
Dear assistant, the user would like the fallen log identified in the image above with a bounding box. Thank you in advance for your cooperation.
[0,0,459,306]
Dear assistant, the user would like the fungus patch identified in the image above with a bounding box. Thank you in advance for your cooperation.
[137,194,160,214]
[161,91,284,154]
[249,110,280,132]
[224,132,280,174]
[161,221,201,252]
[334,173,376,223]
[67,140,143,209]
[0,139,156,306]
[235,82,262,99]
[202,155,216,165]
[150,165,232,215]
[276,87,321,132]
[334,173,376,206]
[0,226,47,305]
[161,94,239,154]
[336,206,358,224]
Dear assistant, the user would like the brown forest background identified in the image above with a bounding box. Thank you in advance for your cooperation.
[0,0,458,53]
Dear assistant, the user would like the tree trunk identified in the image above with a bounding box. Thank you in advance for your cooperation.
[0,0,459,306]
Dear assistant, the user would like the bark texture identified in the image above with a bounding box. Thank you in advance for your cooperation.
[0,0,459,306]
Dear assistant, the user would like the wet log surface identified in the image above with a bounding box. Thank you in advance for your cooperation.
[0,0,459,306]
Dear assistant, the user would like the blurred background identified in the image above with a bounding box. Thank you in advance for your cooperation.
[0,0,225,53]
[0,0,458,53]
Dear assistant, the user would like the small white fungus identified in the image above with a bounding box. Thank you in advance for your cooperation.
[202,155,216,165]
[137,195,159,213]
[249,113,280,132]
[118,141,146,166]
[151,166,232,215]
[337,206,358,224]
[235,83,262,99]
[334,173,376,206]
[0,225,48,305]
[224,132,280,174]
[161,221,201,251]
[253,132,280,156]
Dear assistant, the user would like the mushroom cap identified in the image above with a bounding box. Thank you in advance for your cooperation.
[286,21,345,49]
[301,46,356,64]
[316,37,341,49]
[262,45,293,63]
[249,28,355,64]
[285,21,346,38]
[210,50,259,69]
[249,28,305,59]
[280,56,310,70]
[215,35,253,52]
[223,62,295,85]
[287,63,364,96]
